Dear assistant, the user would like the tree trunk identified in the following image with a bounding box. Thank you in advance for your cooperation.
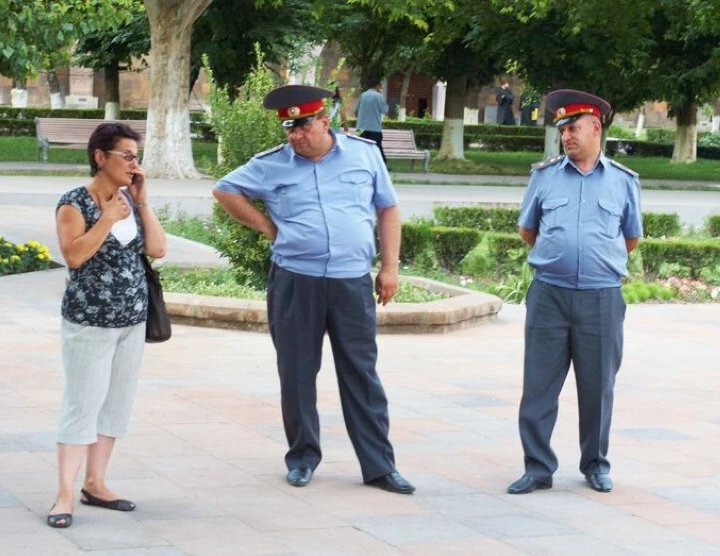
[399,70,411,114]
[671,102,697,164]
[435,74,467,160]
[104,63,121,120]
[635,107,645,137]
[142,0,212,178]
[543,126,560,159]
[47,71,65,109]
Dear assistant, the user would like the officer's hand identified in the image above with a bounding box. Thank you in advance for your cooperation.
[375,267,399,306]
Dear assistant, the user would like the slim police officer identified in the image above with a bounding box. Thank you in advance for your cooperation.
[213,85,415,495]
[508,89,643,495]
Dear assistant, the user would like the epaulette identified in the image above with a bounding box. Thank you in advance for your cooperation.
[531,155,563,171]
[608,158,639,177]
[346,134,376,145]
[255,144,284,158]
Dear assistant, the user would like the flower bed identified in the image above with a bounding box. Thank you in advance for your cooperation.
[0,238,53,276]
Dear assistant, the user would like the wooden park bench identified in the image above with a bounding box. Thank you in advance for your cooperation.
[348,128,430,172]
[35,118,147,162]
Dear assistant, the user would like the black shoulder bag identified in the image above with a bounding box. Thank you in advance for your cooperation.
[142,256,172,343]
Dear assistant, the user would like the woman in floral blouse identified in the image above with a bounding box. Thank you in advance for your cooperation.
[47,123,166,528]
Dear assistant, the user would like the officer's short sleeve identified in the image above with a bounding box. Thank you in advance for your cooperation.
[214,157,267,199]
[622,178,643,238]
[518,173,542,230]
[370,147,397,209]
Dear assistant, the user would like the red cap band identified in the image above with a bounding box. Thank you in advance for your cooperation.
[277,99,325,120]
[554,102,601,122]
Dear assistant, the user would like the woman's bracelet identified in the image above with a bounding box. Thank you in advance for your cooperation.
[136,201,149,210]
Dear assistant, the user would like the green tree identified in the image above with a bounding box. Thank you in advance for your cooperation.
[0,0,136,103]
[190,0,319,99]
[74,3,150,118]
[643,1,720,163]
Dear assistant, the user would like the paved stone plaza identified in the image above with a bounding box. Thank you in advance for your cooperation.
[1,172,719,554]
[2,267,720,555]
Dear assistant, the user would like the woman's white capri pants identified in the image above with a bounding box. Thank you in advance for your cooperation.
[58,319,145,444]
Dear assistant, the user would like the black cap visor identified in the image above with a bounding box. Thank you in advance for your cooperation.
[282,115,315,129]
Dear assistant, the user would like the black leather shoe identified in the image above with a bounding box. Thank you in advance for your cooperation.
[585,473,613,492]
[366,471,415,494]
[507,474,552,494]
[286,468,313,487]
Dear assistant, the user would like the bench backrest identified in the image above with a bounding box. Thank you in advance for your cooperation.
[35,118,147,145]
[347,128,420,152]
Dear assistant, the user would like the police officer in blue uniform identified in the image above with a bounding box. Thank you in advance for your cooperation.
[507,89,643,495]
[213,85,415,495]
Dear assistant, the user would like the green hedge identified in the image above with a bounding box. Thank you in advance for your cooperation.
[708,215,720,237]
[430,226,482,271]
[401,220,433,264]
[0,106,213,139]
[642,212,681,238]
[639,238,720,278]
[478,135,544,152]
[485,232,530,270]
[433,206,520,233]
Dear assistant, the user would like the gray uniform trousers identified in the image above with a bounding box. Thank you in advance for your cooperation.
[519,279,625,479]
[267,264,396,482]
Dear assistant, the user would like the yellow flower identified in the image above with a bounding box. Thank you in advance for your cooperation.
[10,255,20,262]
[37,254,46,260]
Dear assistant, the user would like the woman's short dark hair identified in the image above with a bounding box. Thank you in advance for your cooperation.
[87,122,141,176]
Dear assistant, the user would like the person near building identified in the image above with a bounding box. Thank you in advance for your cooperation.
[496,80,516,125]
[354,77,389,163]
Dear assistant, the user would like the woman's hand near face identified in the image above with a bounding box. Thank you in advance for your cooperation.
[126,167,147,205]
[99,191,131,223]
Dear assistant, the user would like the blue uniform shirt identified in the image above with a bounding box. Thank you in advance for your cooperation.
[518,153,643,289]
[215,131,398,279]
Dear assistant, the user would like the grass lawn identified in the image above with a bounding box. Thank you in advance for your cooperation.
[0,136,219,171]
[2,135,720,183]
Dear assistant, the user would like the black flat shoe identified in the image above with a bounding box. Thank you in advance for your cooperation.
[366,471,416,494]
[80,488,136,511]
[585,472,613,492]
[286,468,313,487]
[507,474,553,494]
[47,504,72,528]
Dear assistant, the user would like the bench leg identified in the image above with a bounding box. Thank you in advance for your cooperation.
[424,152,430,173]
[38,138,49,162]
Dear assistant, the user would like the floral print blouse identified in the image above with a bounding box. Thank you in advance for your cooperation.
[58,186,147,327]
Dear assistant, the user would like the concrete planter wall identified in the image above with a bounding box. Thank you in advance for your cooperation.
[165,275,502,334]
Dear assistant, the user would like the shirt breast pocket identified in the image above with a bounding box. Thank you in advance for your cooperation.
[598,199,622,237]
[541,197,569,230]
[340,171,374,207]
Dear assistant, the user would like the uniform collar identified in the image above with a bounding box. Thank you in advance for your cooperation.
[559,150,606,174]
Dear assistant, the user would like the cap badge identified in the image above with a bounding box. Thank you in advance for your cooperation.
[287,106,300,118]
[556,107,566,118]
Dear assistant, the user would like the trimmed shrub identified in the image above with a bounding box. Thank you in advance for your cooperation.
[401,219,434,265]
[707,215,720,237]
[645,128,675,144]
[478,135,544,152]
[485,232,530,271]
[433,206,519,233]
[431,226,482,272]
[639,238,720,279]
[642,212,681,238]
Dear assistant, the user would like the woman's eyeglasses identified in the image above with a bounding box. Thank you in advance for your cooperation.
[106,150,140,162]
